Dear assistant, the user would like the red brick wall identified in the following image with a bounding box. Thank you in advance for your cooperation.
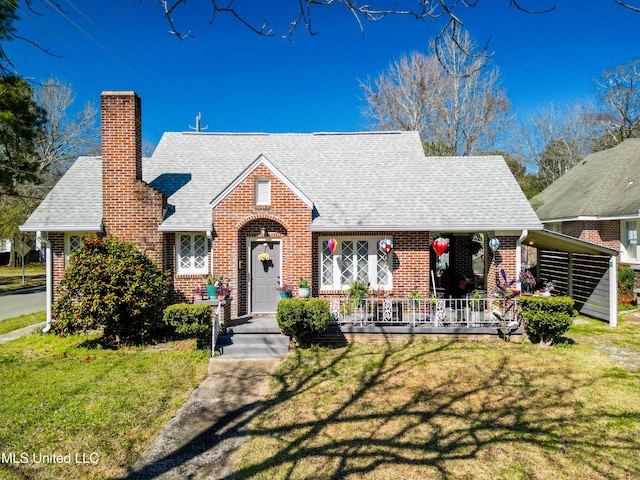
[164,232,211,303]
[101,92,166,268]
[486,236,519,296]
[562,220,620,250]
[212,164,313,317]
[49,232,65,300]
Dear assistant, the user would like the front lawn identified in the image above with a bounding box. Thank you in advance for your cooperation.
[234,316,640,479]
[0,332,209,480]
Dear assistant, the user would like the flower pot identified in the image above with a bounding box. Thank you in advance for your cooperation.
[279,292,292,299]
[298,287,310,298]
[206,285,216,297]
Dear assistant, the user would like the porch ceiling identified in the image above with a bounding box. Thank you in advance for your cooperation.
[520,229,618,256]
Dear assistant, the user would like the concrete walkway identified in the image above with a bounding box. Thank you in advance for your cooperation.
[0,322,45,345]
[126,358,281,480]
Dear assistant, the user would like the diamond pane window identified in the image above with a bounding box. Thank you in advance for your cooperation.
[322,241,334,286]
[340,241,354,286]
[177,233,208,274]
[357,241,368,282]
[377,250,390,287]
[69,235,82,254]
[320,237,392,290]
[65,234,87,266]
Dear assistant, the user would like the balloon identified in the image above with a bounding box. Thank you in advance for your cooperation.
[327,238,338,254]
[432,237,448,257]
[489,237,500,253]
[378,238,393,256]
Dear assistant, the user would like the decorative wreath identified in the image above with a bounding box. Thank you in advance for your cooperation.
[258,253,270,262]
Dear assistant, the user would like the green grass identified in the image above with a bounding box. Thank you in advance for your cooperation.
[0,264,46,275]
[0,332,209,480]
[234,317,640,480]
[0,311,45,335]
[0,280,46,293]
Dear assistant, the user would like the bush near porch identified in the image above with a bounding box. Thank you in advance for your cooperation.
[518,296,574,345]
[276,298,330,347]
[163,303,212,344]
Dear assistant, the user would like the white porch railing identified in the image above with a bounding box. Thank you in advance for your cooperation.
[211,303,221,355]
[328,296,519,328]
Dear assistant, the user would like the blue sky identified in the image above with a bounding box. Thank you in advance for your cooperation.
[7,1,640,147]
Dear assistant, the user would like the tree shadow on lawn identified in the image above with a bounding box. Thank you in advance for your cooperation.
[126,338,640,480]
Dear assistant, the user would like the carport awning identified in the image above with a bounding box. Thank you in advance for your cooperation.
[520,229,618,256]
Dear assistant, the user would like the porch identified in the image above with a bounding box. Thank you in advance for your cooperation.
[327,295,519,328]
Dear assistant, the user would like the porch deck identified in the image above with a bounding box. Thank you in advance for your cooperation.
[218,296,523,344]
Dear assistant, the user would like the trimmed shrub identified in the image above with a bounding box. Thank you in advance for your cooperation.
[52,237,171,343]
[277,298,330,347]
[163,303,212,341]
[517,296,574,345]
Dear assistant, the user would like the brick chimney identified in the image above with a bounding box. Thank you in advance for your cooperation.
[101,91,165,267]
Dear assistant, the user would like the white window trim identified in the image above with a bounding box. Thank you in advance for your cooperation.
[255,178,271,206]
[176,232,209,275]
[64,233,88,266]
[621,220,638,263]
[318,236,393,291]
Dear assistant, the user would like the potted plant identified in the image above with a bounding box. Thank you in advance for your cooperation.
[298,278,310,298]
[348,280,368,307]
[207,275,224,297]
[215,284,231,300]
[277,284,293,299]
[192,286,207,301]
[407,289,422,308]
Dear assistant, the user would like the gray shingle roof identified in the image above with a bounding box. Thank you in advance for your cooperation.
[22,131,542,233]
[533,138,640,221]
[20,156,103,232]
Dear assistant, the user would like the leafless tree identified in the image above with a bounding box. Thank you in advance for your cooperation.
[0,78,98,265]
[511,102,601,186]
[31,78,99,185]
[594,58,640,145]
[155,1,639,58]
[360,29,509,156]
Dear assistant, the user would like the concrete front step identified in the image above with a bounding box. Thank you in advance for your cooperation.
[215,333,290,359]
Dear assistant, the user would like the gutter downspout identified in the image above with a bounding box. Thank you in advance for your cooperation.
[41,237,53,333]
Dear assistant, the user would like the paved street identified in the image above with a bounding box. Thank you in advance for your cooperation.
[0,286,46,321]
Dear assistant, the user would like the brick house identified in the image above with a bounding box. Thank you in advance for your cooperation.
[532,139,640,266]
[21,91,543,325]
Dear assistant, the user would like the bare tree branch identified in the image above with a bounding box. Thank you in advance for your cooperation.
[614,0,640,13]
[360,30,510,156]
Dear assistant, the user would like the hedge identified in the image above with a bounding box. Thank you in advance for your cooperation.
[517,296,574,345]
[163,303,212,342]
[276,298,330,347]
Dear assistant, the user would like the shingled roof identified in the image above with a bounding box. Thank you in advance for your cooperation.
[533,138,640,221]
[22,130,542,233]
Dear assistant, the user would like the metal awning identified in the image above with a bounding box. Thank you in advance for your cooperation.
[520,229,618,256]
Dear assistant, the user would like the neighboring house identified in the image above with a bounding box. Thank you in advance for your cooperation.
[21,91,543,324]
[532,139,640,266]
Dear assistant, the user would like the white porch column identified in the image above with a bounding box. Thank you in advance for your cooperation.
[609,255,618,327]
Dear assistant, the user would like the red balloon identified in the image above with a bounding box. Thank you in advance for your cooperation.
[432,237,448,257]
[327,238,338,254]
